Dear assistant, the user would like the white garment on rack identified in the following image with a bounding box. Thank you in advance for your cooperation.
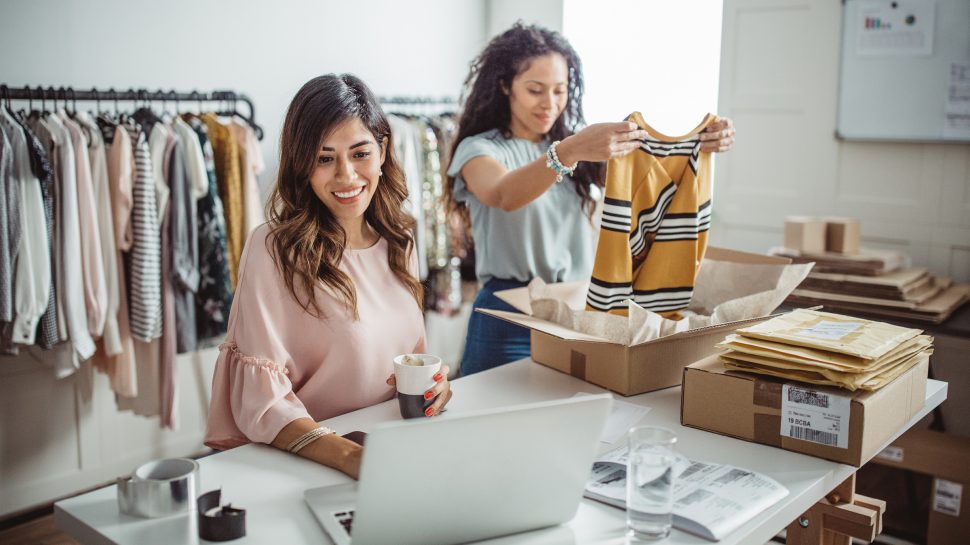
[41,114,95,373]
[59,112,107,338]
[148,122,172,221]
[172,116,208,200]
[388,115,428,280]
[0,111,50,345]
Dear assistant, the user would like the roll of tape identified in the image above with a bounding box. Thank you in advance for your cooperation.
[197,489,246,541]
[117,458,200,518]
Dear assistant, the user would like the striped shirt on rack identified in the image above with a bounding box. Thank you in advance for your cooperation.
[124,121,163,341]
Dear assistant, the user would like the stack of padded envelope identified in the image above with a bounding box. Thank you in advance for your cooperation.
[717,308,933,391]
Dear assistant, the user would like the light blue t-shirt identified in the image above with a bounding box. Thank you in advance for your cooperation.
[447,129,594,284]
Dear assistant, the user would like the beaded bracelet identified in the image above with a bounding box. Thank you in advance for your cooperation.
[286,426,334,454]
[545,140,577,183]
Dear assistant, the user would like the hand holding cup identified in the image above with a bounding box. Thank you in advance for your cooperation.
[388,354,453,418]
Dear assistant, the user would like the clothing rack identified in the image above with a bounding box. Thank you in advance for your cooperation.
[0,84,263,140]
[379,96,457,116]
[379,96,457,105]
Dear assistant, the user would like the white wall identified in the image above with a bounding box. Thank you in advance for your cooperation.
[0,0,488,517]
[713,0,970,283]
[564,0,723,133]
[0,0,487,200]
[487,0,563,37]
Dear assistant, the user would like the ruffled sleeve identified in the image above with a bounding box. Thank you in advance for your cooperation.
[204,225,313,450]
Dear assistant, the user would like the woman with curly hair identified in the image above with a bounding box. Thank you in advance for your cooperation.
[205,74,452,478]
[448,23,735,376]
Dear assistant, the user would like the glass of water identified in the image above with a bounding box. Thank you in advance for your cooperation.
[626,426,677,540]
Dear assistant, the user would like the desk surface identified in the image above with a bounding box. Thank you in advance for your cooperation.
[55,359,947,545]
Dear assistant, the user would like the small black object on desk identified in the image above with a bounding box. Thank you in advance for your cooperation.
[197,489,246,541]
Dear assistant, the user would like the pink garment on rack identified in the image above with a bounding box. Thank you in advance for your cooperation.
[97,126,137,397]
[205,224,426,449]
[159,134,178,429]
[59,113,107,338]
[228,120,265,238]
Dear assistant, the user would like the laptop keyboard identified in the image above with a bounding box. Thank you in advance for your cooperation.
[333,510,355,535]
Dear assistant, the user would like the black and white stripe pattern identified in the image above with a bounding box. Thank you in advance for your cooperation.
[687,142,701,174]
[601,197,632,233]
[628,181,677,256]
[638,137,698,158]
[586,279,632,311]
[587,278,694,313]
[124,123,163,342]
[638,137,703,175]
[629,286,694,313]
[653,200,712,242]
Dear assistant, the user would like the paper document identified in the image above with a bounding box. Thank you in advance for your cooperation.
[585,446,789,541]
[944,62,970,139]
[856,0,935,56]
[573,393,650,444]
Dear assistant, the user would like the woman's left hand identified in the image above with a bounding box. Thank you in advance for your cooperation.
[386,364,453,417]
[699,117,735,153]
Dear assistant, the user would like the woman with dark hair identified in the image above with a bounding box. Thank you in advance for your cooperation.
[448,23,735,376]
[205,74,452,478]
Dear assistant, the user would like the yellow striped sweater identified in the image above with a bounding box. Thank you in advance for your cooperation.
[586,112,715,318]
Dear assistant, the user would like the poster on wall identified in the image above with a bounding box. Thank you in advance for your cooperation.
[856,0,935,56]
[943,62,970,139]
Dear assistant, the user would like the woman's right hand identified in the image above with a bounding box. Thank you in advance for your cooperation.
[557,122,648,164]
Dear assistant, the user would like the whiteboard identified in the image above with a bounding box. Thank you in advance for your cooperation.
[837,0,970,142]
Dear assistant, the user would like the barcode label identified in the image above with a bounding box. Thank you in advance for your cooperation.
[781,384,850,449]
[787,388,829,408]
[876,446,904,463]
[789,426,839,446]
[933,479,963,517]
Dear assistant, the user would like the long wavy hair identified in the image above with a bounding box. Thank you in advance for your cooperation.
[266,74,422,319]
[446,22,605,224]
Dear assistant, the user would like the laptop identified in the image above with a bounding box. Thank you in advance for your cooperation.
[304,394,612,545]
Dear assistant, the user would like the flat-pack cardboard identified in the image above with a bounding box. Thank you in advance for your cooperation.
[680,354,928,466]
[870,428,970,545]
[479,247,790,396]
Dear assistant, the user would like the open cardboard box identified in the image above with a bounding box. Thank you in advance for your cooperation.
[478,247,791,396]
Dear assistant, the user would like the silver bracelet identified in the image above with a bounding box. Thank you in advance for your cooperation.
[286,427,334,454]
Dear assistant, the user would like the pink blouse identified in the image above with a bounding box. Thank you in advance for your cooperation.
[205,223,426,449]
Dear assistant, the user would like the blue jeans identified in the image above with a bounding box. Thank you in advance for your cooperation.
[459,278,532,376]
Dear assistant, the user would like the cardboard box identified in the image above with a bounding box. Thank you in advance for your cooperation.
[870,428,970,545]
[824,217,861,254]
[681,354,928,466]
[478,248,790,396]
[784,216,827,254]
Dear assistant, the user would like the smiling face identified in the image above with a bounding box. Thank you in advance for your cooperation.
[310,117,387,231]
[506,52,569,141]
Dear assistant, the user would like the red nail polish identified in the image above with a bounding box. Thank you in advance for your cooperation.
[425,407,434,417]
[424,391,433,400]
[433,373,442,382]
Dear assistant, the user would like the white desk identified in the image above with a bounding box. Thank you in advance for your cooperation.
[55,359,947,545]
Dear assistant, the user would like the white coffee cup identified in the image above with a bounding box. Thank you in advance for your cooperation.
[393,354,443,419]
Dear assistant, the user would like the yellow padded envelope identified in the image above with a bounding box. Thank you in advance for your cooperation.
[734,309,922,360]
